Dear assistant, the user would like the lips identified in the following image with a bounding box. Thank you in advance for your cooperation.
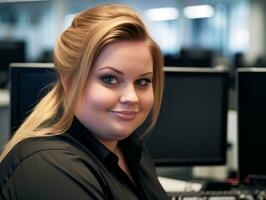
[110,110,138,120]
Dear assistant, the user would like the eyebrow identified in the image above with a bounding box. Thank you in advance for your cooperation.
[99,67,123,75]
[98,66,153,77]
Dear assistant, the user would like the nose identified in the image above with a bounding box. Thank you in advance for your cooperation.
[120,84,139,104]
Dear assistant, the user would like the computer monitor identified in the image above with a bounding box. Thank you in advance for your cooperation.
[0,40,26,87]
[237,68,266,182]
[178,48,214,67]
[145,67,229,166]
[10,63,57,134]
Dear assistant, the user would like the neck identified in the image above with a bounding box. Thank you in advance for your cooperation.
[97,138,118,153]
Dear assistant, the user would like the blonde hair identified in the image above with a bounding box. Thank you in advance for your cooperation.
[0,4,164,161]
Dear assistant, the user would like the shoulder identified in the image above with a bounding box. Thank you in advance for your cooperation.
[0,135,107,199]
[1,135,98,180]
[0,134,102,174]
[0,135,78,179]
[1,134,82,165]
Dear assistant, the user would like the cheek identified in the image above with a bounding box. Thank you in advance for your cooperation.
[83,85,118,111]
[141,89,154,112]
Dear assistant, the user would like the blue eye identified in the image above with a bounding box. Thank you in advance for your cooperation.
[135,78,152,87]
[100,75,118,85]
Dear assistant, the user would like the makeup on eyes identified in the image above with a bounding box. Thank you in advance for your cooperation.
[99,74,120,85]
[96,67,153,86]
[135,78,152,87]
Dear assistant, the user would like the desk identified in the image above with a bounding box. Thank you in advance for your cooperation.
[158,176,202,193]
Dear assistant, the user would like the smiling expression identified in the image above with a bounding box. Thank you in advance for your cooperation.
[75,40,154,147]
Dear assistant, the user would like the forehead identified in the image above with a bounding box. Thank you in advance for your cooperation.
[92,40,153,73]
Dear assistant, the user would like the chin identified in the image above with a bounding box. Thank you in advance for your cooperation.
[106,119,144,140]
[109,126,136,140]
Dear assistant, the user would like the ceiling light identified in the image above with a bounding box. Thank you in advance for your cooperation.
[145,7,179,21]
[183,5,214,19]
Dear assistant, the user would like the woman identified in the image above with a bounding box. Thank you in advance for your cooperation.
[0,4,168,200]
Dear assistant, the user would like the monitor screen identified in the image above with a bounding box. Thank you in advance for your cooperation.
[145,67,228,166]
[178,48,214,67]
[0,41,26,87]
[237,68,266,182]
[10,63,57,134]
[0,41,26,71]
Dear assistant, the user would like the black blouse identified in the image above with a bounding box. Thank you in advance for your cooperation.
[0,118,168,200]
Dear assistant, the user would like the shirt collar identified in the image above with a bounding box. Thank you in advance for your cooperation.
[118,133,143,162]
[66,117,143,165]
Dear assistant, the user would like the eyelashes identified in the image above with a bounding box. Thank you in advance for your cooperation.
[99,74,152,87]
[100,75,118,85]
[135,78,152,86]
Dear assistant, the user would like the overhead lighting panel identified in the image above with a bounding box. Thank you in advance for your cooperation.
[183,5,214,19]
[145,7,179,21]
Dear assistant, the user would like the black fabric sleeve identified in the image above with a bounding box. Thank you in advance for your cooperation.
[1,149,108,200]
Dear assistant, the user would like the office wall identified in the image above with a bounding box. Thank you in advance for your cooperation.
[245,0,266,64]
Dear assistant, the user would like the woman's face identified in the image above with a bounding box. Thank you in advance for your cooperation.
[75,40,154,145]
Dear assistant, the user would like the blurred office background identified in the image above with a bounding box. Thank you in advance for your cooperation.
[0,0,266,182]
[1,0,266,67]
